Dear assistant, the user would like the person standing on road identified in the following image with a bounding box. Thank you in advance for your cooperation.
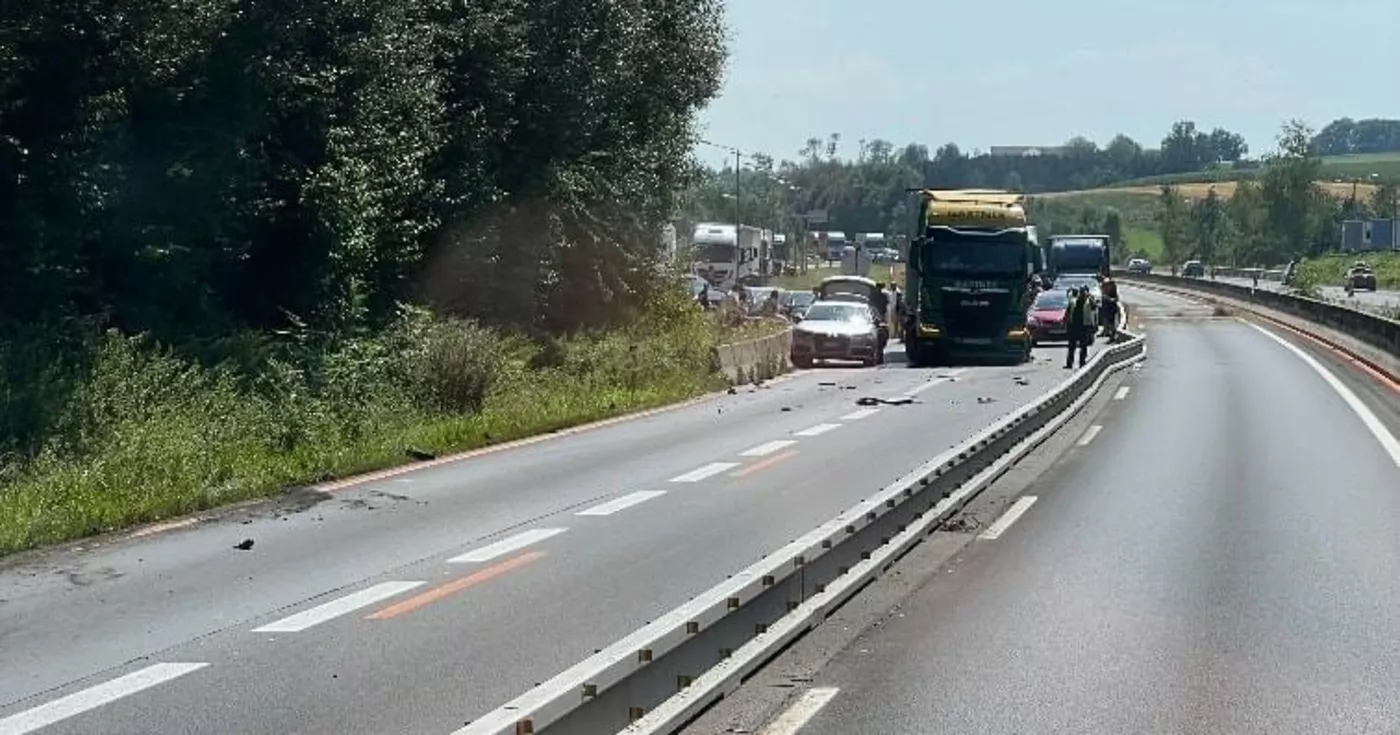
[1065,287,1092,369]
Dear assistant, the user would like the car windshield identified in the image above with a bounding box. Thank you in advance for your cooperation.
[802,303,869,323]
[697,244,735,262]
[1033,291,1069,309]
[783,291,816,307]
[921,233,1026,275]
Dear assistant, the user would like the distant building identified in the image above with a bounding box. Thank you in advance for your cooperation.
[988,146,1066,157]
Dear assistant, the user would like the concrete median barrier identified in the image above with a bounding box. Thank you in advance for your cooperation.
[713,327,792,385]
[1118,271,1400,381]
[455,329,1147,735]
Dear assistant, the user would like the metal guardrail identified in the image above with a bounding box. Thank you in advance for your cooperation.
[1116,271,1400,377]
[456,330,1148,735]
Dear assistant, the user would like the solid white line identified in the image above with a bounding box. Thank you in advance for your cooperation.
[794,423,841,437]
[838,408,881,421]
[251,581,426,633]
[979,496,1039,540]
[0,663,208,735]
[447,528,568,563]
[1113,386,1131,400]
[576,491,667,516]
[759,687,841,735]
[1246,323,1400,467]
[1077,425,1103,446]
[669,462,741,483]
[740,440,800,457]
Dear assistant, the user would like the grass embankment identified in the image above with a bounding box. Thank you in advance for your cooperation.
[1294,252,1400,290]
[0,296,778,556]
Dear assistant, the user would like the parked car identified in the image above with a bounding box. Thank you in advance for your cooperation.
[1126,258,1152,274]
[1181,260,1206,278]
[1026,289,1071,345]
[1345,262,1377,291]
[790,301,884,368]
[816,275,890,348]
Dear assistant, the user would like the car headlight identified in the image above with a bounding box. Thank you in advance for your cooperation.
[1027,315,1040,326]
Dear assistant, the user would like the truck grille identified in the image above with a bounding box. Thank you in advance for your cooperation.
[934,287,1012,338]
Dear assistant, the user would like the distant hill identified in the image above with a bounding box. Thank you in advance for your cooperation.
[1074,152,1400,191]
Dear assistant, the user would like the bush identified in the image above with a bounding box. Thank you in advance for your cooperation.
[0,294,735,555]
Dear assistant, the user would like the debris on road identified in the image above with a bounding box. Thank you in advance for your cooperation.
[977,396,996,404]
[233,539,255,551]
[855,396,915,406]
[1013,376,1030,386]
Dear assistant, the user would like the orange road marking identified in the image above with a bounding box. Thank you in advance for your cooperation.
[366,551,544,620]
[729,450,800,478]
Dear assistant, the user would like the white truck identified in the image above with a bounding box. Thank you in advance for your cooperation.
[691,222,763,289]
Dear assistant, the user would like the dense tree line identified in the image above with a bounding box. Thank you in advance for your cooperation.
[1312,118,1400,157]
[1,0,726,342]
[684,117,1400,244]
[1157,122,1400,267]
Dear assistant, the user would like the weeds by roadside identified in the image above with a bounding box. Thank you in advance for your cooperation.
[0,291,768,555]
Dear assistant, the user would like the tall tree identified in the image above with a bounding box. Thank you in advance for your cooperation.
[1156,185,1191,265]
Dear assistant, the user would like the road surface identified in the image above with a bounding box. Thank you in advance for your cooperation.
[0,339,1097,734]
[1208,274,1400,315]
[745,286,1400,735]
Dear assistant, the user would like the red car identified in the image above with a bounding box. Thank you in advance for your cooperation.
[1026,289,1071,345]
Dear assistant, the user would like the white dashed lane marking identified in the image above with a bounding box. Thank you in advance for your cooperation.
[669,462,741,483]
[252,581,426,633]
[0,663,209,735]
[576,491,667,516]
[447,528,568,563]
[740,440,800,457]
[794,424,841,437]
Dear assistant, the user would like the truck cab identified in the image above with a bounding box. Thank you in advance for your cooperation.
[903,190,1036,367]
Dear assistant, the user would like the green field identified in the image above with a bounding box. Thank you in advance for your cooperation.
[1100,151,1400,189]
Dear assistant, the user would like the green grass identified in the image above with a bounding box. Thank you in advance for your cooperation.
[0,294,779,556]
[1103,151,1400,189]
[1294,251,1400,290]
[1121,225,1165,262]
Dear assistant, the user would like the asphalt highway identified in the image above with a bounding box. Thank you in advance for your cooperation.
[750,286,1400,735]
[0,338,1092,734]
[1209,274,1400,314]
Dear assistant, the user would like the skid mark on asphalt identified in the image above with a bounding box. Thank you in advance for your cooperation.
[730,450,800,478]
[759,687,841,735]
[0,663,209,735]
[576,491,667,516]
[670,462,741,482]
[741,440,800,457]
[367,552,545,620]
[447,528,567,563]
[252,581,426,633]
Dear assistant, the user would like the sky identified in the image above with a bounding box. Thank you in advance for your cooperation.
[695,0,1400,167]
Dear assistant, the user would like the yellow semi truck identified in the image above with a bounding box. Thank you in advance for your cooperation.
[902,189,1040,366]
